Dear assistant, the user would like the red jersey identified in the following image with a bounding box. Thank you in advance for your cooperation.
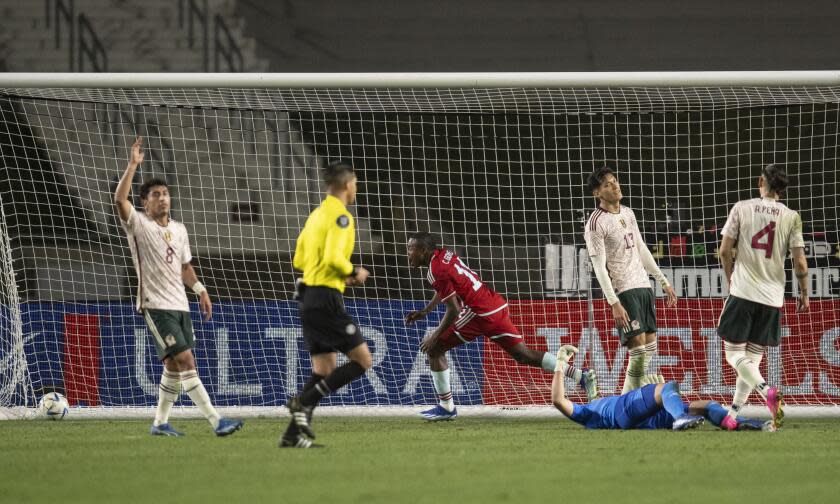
[427,248,507,315]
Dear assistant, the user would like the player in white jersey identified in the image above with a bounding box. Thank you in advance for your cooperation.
[115,137,242,437]
[716,164,809,430]
[584,166,678,393]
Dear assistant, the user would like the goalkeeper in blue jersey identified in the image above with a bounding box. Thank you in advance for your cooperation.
[551,345,773,431]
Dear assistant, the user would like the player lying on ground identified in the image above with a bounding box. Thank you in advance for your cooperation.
[551,345,773,431]
[406,231,597,421]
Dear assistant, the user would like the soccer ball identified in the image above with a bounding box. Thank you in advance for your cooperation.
[39,392,69,420]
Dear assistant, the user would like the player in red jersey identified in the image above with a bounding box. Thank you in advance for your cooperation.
[405,231,598,420]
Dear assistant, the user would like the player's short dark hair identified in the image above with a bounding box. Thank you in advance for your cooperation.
[587,165,616,194]
[408,231,439,251]
[322,160,356,189]
[762,164,789,194]
[139,178,169,200]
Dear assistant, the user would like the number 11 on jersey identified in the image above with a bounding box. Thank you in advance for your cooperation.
[453,258,482,291]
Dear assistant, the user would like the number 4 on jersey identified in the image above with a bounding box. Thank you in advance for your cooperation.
[750,221,776,259]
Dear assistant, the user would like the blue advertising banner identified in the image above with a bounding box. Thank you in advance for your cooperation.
[19,301,486,407]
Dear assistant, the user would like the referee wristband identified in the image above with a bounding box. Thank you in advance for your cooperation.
[192,281,207,296]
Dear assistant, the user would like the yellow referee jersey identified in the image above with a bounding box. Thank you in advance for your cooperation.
[293,195,355,293]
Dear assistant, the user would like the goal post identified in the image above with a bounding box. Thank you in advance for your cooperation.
[1,72,838,419]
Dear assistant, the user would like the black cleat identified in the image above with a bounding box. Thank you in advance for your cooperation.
[279,435,324,448]
[286,396,316,439]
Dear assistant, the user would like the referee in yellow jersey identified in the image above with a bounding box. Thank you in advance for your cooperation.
[280,160,373,448]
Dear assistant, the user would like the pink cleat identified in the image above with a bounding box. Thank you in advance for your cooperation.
[720,415,738,431]
[766,387,785,429]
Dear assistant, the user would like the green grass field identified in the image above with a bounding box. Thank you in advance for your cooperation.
[2,417,838,504]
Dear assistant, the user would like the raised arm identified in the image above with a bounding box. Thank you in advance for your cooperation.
[550,345,578,418]
[114,137,144,222]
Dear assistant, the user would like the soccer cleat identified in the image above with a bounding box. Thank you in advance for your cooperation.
[766,386,784,429]
[286,396,316,438]
[736,418,769,431]
[419,405,458,421]
[760,420,778,432]
[672,414,705,431]
[279,435,324,449]
[150,423,185,437]
[581,368,600,401]
[719,415,738,431]
[214,418,244,437]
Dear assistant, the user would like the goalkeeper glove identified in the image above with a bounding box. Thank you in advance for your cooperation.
[556,344,579,364]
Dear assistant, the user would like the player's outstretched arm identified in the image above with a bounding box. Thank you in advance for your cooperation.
[182,262,212,321]
[550,345,577,418]
[792,247,809,312]
[114,136,144,222]
[405,292,441,325]
[419,296,458,353]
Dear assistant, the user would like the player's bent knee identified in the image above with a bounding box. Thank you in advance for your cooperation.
[724,350,748,370]
[506,345,537,365]
[347,345,373,370]
[426,346,447,360]
[354,355,373,370]
[172,350,196,371]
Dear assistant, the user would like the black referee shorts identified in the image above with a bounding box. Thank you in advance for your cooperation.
[300,286,365,355]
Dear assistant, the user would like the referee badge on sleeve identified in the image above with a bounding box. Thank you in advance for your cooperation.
[337,215,350,228]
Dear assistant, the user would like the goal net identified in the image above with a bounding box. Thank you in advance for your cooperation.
[1,74,838,418]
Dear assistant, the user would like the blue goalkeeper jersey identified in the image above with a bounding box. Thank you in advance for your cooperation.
[569,386,674,430]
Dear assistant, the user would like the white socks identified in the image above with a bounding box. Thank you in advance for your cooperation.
[181,370,221,429]
[541,352,558,372]
[622,345,646,393]
[644,340,657,374]
[153,369,180,427]
[431,369,454,412]
[724,341,769,418]
[555,360,583,383]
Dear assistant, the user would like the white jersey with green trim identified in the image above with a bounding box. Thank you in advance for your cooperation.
[721,197,805,307]
[121,206,192,312]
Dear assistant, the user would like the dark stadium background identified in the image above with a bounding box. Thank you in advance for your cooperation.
[1,0,838,301]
